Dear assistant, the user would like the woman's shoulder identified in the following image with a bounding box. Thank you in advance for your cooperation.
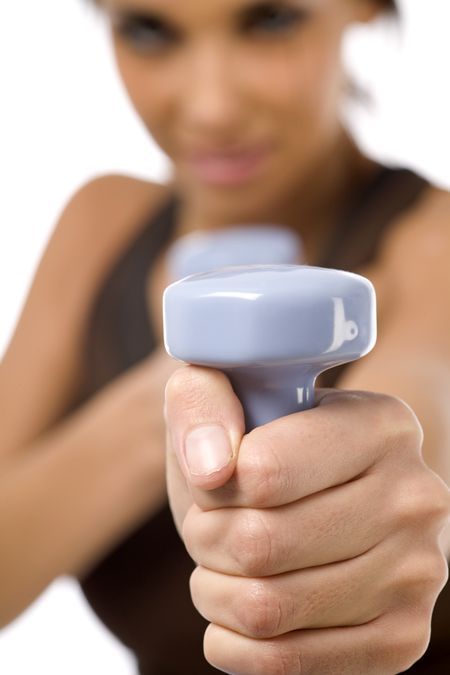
[373,182,450,324]
[53,173,173,305]
[36,173,172,328]
[381,184,450,271]
[357,180,449,321]
[67,173,170,258]
[0,174,170,450]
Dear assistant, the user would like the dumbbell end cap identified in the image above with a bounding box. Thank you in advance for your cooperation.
[163,265,376,369]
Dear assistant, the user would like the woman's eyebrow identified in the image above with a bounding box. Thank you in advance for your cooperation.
[99,1,173,23]
[100,0,316,13]
[237,0,317,16]
[99,0,157,10]
[99,0,164,12]
[99,0,317,29]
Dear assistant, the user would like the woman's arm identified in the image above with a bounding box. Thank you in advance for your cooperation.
[341,188,450,554]
[0,347,176,629]
[161,188,450,673]
[0,174,167,452]
[0,173,173,627]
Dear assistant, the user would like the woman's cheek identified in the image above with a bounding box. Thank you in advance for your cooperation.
[112,46,174,125]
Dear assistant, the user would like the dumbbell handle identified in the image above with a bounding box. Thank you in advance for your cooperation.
[224,364,315,430]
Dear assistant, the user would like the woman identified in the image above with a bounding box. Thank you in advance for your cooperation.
[0,0,449,672]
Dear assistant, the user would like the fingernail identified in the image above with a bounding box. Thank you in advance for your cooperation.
[184,425,233,477]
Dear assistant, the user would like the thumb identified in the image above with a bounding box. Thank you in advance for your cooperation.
[165,365,245,492]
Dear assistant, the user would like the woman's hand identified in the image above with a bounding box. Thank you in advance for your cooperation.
[70,344,181,547]
[165,366,450,674]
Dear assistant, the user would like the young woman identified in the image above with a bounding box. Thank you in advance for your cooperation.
[1,0,449,672]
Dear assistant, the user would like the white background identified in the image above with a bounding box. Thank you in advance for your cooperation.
[0,0,450,673]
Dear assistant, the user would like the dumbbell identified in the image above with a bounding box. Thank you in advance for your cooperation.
[167,225,302,280]
[163,265,376,431]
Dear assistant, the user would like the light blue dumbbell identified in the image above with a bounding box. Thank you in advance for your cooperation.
[163,265,376,431]
[167,225,302,280]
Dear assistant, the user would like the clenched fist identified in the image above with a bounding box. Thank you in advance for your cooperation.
[165,366,450,674]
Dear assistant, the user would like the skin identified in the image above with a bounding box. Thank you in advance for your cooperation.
[0,0,449,672]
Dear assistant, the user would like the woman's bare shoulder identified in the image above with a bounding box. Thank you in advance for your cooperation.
[10,173,170,347]
[61,174,170,266]
[372,183,450,347]
[0,174,170,452]
[31,173,170,309]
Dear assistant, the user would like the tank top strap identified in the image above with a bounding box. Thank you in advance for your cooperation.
[82,195,179,393]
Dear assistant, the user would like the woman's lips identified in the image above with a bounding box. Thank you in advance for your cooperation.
[185,145,272,187]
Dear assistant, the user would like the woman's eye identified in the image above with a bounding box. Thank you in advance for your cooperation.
[242,3,308,35]
[113,14,176,53]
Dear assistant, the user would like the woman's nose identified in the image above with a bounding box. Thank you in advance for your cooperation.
[179,43,243,136]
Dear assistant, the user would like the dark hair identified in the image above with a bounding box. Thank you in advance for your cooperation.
[385,0,399,14]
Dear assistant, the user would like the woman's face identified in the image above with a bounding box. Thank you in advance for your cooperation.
[102,0,380,218]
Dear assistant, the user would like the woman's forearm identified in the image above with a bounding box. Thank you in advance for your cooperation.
[0,393,166,628]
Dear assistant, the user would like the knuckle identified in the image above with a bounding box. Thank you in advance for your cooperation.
[378,395,424,456]
[188,566,202,606]
[181,509,200,562]
[391,483,420,529]
[239,435,288,506]
[230,510,274,577]
[392,473,450,532]
[369,611,431,673]
[431,480,450,522]
[394,422,424,459]
[423,552,449,596]
[381,393,416,424]
[203,624,226,671]
[239,581,284,638]
[203,624,302,675]
[390,552,448,610]
[384,618,431,672]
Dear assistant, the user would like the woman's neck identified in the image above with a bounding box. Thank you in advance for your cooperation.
[172,131,380,266]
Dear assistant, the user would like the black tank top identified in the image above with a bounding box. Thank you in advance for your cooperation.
[76,166,449,674]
